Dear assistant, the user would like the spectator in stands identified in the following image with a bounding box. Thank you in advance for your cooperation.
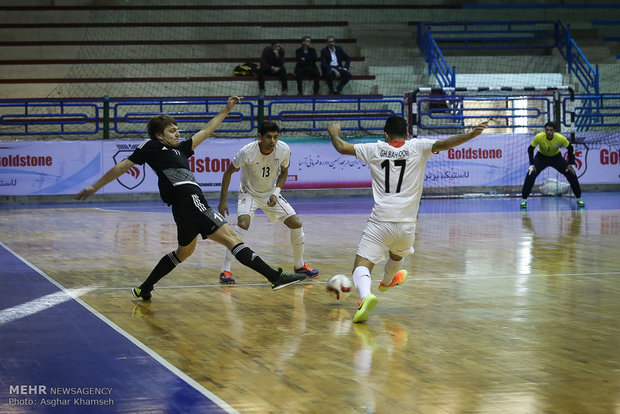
[294,35,321,95]
[258,40,288,96]
[520,121,585,209]
[320,36,352,95]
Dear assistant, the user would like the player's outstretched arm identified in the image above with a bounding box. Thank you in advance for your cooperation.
[328,123,355,155]
[432,121,488,153]
[218,163,240,216]
[75,158,135,200]
[191,96,242,150]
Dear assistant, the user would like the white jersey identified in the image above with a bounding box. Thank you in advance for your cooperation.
[354,138,436,222]
[232,140,291,198]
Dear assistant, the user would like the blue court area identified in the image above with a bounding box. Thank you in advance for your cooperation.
[0,244,236,413]
[0,191,618,413]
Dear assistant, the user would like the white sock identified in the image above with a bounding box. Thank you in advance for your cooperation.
[290,227,305,269]
[382,258,403,285]
[352,266,372,300]
[221,226,247,272]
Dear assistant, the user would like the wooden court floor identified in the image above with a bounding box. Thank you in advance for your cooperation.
[1,199,619,413]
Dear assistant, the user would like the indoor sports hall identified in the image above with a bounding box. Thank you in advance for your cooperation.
[1,2,620,413]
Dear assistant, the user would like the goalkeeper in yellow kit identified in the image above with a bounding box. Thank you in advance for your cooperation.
[520,122,584,209]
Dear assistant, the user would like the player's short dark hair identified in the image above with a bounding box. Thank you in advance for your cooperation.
[147,115,177,140]
[259,121,280,135]
[544,121,556,130]
[384,115,407,138]
[301,35,311,42]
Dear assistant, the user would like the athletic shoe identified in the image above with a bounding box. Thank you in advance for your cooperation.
[353,294,378,323]
[131,287,152,301]
[520,200,527,209]
[219,271,236,284]
[271,269,307,291]
[577,199,585,208]
[294,264,319,278]
[378,270,408,292]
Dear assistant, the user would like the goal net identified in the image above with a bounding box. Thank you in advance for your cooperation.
[405,86,619,197]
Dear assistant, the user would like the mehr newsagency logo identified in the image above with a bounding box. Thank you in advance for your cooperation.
[113,145,145,190]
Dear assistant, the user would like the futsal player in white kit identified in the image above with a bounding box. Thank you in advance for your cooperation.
[218,121,319,284]
[328,116,488,322]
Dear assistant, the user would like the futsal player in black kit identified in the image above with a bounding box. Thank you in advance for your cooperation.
[75,96,306,300]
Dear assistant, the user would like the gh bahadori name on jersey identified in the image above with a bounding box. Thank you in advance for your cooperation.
[380,149,410,158]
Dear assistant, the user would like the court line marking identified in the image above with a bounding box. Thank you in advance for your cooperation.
[409,271,620,281]
[0,286,96,326]
[0,241,241,414]
[90,270,620,292]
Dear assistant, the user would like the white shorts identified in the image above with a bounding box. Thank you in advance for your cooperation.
[356,218,416,264]
[237,191,297,223]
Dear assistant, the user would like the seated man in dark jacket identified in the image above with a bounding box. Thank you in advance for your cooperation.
[295,36,321,95]
[258,40,288,95]
[320,36,352,95]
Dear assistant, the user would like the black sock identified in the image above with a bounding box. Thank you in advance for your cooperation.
[139,251,181,291]
[232,243,279,282]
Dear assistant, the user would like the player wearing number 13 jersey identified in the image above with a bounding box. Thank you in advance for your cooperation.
[218,121,319,284]
[329,116,488,322]
[75,97,307,300]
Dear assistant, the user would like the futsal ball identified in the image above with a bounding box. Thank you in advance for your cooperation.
[326,274,353,300]
[540,178,570,196]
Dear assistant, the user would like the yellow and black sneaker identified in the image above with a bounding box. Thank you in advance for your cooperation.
[353,294,378,323]
[131,287,152,301]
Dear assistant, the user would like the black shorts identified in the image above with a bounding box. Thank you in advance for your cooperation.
[171,194,227,246]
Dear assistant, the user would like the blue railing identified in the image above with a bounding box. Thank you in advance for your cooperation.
[0,101,100,136]
[556,22,599,95]
[1,94,619,139]
[414,92,557,132]
[416,20,602,130]
[562,94,620,129]
[407,87,620,137]
[262,97,404,133]
[111,98,256,134]
[417,23,455,88]
[420,20,556,51]
[0,96,405,138]
[556,21,601,129]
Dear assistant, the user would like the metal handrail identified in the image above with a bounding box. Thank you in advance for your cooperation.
[0,96,405,138]
[418,23,456,88]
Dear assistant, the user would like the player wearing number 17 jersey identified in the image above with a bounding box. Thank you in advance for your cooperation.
[328,116,488,322]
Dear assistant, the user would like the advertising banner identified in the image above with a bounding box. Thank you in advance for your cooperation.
[1,135,618,196]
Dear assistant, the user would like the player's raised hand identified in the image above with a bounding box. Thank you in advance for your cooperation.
[75,186,97,201]
[226,96,243,111]
[471,121,489,137]
[328,123,341,138]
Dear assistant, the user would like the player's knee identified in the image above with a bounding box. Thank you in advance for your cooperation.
[175,245,194,261]
[236,215,251,230]
[284,215,302,229]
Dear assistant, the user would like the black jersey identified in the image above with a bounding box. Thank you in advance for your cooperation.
[128,138,201,205]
